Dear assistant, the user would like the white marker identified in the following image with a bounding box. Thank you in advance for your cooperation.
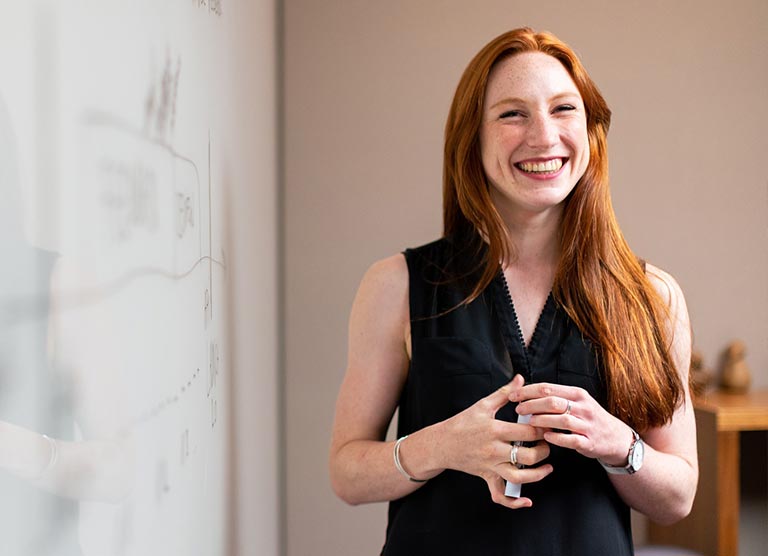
[505,413,531,498]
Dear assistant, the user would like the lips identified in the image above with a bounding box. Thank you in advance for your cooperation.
[514,157,566,174]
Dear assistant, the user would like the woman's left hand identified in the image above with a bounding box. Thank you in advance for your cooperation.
[508,383,634,466]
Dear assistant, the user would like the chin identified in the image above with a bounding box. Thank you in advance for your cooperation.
[522,190,574,211]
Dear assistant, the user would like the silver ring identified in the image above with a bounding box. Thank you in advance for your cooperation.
[510,443,519,466]
[564,400,572,415]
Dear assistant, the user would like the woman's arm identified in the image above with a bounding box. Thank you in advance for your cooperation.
[509,264,697,524]
[329,254,552,509]
[0,420,133,502]
[328,254,422,504]
[608,264,698,523]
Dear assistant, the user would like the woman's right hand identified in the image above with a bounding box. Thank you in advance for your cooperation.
[436,373,553,508]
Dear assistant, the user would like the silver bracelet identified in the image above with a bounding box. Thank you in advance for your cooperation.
[36,434,59,479]
[393,435,427,483]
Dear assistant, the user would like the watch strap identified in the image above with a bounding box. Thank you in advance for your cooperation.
[599,428,642,475]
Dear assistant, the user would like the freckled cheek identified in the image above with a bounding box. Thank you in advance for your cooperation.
[579,129,590,168]
[480,129,528,177]
[482,135,516,166]
[565,127,590,170]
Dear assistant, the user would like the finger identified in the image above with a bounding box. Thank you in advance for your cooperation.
[509,382,581,403]
[515,440,551,467]
[493,422,547,443]
[516,395,572,417]
[481,374,525,413]
[528,413,581,433]
[544,430,590,453]
[486,476,533,509]
[497,462,554,485]
[488,428,546,466]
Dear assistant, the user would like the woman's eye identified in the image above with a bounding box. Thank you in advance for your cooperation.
[499,110,521,119]
[554,104,576,113]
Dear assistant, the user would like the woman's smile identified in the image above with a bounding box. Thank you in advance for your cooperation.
[514,157,568,178]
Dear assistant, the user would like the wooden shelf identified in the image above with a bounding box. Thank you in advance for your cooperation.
[693,390,768,431]
[648,389,768,556]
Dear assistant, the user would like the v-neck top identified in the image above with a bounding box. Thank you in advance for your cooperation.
[381,237,632,556]
[498,270,556,379]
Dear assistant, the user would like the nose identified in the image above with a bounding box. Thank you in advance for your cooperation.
[525,113,558,149]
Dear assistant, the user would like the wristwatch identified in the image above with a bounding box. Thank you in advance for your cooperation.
[599,428,644,475]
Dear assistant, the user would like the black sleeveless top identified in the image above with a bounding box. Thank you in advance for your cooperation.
[381,237,633,556]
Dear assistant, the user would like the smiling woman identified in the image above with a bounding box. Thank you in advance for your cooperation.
[480,52,590,220]
[329,27,697,556]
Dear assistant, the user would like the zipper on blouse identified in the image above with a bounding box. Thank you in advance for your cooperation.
[499,270,553,379]
[499,270,531,374]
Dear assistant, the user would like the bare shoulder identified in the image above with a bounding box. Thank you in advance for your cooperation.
[349,253,410,352]
[358,253,408,299]
[644,262,692,376]
[644,262,687,314]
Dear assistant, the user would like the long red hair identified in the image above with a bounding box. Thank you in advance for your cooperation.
[443,28,682,431]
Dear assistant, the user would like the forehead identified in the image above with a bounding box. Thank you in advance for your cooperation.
[484,51,581,106]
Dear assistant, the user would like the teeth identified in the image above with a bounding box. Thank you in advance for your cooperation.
[518,158,563,173]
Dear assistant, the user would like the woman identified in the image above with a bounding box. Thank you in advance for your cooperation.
[329,28,697,555]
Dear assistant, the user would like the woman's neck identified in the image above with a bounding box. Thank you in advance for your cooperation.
[500,206,562,271]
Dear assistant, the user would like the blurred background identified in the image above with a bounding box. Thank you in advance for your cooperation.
[1,1,765,555]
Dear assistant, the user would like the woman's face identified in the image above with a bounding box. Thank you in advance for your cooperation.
[479,52,589,221]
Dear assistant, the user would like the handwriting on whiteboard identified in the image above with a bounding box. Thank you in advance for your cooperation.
[194,0,223,17]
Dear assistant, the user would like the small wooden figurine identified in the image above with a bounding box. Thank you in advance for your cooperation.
[719,340,752,394]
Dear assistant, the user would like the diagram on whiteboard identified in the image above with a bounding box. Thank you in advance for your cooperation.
[0,3,231,555]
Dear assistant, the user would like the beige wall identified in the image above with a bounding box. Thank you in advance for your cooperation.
[227,1,279,554]
[284,1,768,554]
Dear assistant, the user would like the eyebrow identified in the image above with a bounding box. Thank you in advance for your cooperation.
[489,92,581,111]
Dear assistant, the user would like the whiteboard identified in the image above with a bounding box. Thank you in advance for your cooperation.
[0,2,236,554]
